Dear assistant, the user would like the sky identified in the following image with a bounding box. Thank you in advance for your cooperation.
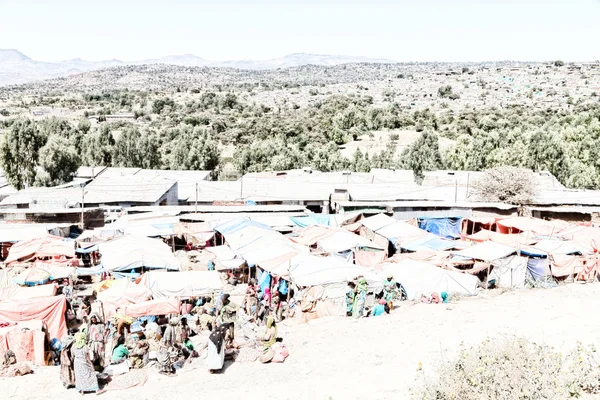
[0,0,598,62]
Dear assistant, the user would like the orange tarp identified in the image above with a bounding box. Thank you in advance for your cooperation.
[0,295,67,341]
[123,297,180,318]
[5,235,75,265]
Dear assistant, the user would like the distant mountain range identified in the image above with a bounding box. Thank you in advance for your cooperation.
[0,49,397,86]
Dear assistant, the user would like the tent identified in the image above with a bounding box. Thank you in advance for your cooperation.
[401,236,458,252]
[489,255,528,289]
[5,235,75,264]
[454,241,517,262]
[288,253,383,299]
[98,235,181,272]
[96,279,152,317]
[380,259,479,300]
[496,217,571,237]
[0,295,67,341]
[139,270,224,299]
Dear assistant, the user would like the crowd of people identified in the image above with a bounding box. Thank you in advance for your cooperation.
[346,274,401,318]
[52,284,288,394]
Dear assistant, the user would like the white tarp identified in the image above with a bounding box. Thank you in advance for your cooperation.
[140,271,224,299]
[318,231,385,253]
[0,226,49,243]
[98,235,180,272]
[205,245,237,261]
[381,259,479,300]
[289,253,383,299]
[490,255,528,289]
[360,213,396,232]
[377,220,432,242]
[454,241,517,262]
[531,239,594,256]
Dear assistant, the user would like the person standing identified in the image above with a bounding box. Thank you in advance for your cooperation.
[59,336,75,389]
[383,274,397,310]
[86,313,106,370]
[352,277,368,318]
[72,332,101,394]
[206,323,232,373]
[345,281,356,317]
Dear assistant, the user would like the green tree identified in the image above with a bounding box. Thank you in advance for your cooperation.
[36,135,81,186]
[0,119,46,189]
[400,131,444,183]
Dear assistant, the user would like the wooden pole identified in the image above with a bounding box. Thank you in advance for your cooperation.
[80,187,85,229]
[195,183,198,214]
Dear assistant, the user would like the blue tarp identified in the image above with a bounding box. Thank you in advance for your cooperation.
[258,270,271,293]
[214,218,271,235]
[245,199,257,206]
[418,217,462,239]
[290,215,333,228]
[519,248,548,258]
[401,236,456,252]
[527,258,547,281]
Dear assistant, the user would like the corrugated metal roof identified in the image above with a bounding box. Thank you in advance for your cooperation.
[85,176,176,204]
[134,169,212,201]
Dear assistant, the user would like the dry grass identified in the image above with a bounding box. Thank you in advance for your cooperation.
[412,335,600,399]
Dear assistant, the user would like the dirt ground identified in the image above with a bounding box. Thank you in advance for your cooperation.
[4,283,600,400]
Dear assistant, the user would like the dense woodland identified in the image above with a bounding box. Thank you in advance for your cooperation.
[0,62,599,190]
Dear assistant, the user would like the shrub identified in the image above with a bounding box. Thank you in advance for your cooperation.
[412,336,600,400]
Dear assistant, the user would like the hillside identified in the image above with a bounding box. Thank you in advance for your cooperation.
[0,49,397,86]
[0,60,599,191]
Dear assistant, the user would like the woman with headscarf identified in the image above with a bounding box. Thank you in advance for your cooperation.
[352,277,368,318]
[86,313,106,369]
[162,317,179,346]
[259,315,279,363]
[206,323,232,373]
[72,332,101,394]
[59,336,76,388]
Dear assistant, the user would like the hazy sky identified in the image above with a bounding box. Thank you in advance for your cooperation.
[0,0,598,62]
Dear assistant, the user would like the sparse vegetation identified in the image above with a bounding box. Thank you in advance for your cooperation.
[412,336,600,400]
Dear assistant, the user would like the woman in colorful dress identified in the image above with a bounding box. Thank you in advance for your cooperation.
[352,277,368,318]
[72,332,101,394]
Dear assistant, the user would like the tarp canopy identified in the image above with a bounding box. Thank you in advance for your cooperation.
[380,259,479,300]
[532,239,594,256]
[560,226,600,252]
[5,235,75,264]
[401,236,458,252]
[0,295,67,340]
[0,226,49,243]
[287,253,383,299]
[96,280,152,317]
[290,215,336,228]
[98,235,181,272]
[205,245,237,261]
[465,229,537,247]
[418,217,462,239]
[122,297,180,318]
[0,283,57,301]
[454,241,517,262]
[377,220,432,243]
[359,213,396,232]
[140,270,224,299]
[496,217,571,236]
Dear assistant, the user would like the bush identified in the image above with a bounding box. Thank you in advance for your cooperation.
[412,336,600,400]
[555,60,565,67]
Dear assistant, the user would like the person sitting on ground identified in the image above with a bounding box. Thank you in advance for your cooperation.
[259,315,279,363]
[129,338,149,369]
[372,299,390,317]
[198,308,216,332]
[111,335,129,364]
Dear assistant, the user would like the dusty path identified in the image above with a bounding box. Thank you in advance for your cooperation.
[3,283,600,400]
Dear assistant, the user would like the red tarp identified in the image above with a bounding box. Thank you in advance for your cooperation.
[5,235,75,265]
[122,297,180,318]
[496,217,571,236]
[0,295,67,341]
